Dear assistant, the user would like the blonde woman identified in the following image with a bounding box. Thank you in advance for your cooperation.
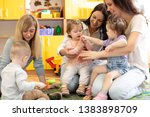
[0,14,46,95]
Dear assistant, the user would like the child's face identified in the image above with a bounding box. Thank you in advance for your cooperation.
[106,24,118,39]
[23,25,36,42]
[69,24,83,40]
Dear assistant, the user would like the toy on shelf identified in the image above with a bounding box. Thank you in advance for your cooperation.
[46,56,62,75]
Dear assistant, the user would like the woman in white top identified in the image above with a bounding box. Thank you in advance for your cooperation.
[80,0,149,99]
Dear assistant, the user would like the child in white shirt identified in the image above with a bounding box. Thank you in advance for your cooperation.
[1,40,49,100]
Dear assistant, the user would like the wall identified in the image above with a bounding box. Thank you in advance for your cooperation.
[0,21,17,55]
[0,21,17,37]
[0,39,8,55]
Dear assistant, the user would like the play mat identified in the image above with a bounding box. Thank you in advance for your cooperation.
[131,84,150,100]
[131,91,150,100]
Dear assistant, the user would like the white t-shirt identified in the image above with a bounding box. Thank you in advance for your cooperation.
[125,14,149,79]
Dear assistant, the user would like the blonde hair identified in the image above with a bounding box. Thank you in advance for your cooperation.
[14,14,41,59]
[10,40,31,60]
[67,19,83,38]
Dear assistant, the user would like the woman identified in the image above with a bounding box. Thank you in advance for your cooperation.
[57,3,108,93]
[0,14,46,92]
[80,0,149,99]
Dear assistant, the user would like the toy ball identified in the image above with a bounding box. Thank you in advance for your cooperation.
[47,79,56,84]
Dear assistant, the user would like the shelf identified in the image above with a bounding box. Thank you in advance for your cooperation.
[37,18,64,20]
[0,36,9,39]
[0,19,18,21]
[0,18,64,21]
[0,35,64,40]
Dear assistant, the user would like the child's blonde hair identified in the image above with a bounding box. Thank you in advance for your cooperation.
[10,40,31,60]
[14,14,41,59]
[67,19,83,38]
[107,14,127,35]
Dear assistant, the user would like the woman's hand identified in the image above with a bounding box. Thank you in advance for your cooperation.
[79,50,101,60]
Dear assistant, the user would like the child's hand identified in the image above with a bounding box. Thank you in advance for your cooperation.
[35,82,46,89]
[68,48,79,55]
[65,48,77,58]
[81,35,90,41]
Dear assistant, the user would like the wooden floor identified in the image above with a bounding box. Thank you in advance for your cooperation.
[26,70,60,83]
[26,70,83,100]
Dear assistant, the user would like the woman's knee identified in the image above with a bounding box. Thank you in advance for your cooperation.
[67,75,79,93]
[109,85,126,100]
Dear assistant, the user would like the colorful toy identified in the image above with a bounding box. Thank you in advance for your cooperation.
[46,56,62,75]
[44,82,51,90]
[47,78,56,84]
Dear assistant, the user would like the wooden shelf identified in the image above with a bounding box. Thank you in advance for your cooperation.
[37,17,64,20]
[0,36,10,39]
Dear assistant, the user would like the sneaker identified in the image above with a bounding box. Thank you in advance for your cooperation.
[76,85,86,96]
[93,92,108,100]
[48,92,62,100]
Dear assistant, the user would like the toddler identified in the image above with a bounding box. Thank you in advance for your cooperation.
[61,19,92,96]
[1,40,49,100]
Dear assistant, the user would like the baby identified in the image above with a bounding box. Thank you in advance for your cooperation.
[1,40,49,100]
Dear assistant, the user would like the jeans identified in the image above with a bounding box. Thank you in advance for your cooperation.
[107,56,130,75]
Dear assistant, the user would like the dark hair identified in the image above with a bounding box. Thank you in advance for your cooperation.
[84,3,108,40]
[107,14,127,35]
[110,0,140,15]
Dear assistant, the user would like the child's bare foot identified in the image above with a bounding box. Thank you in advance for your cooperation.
[76,85,86,96]
[61,85,70,97]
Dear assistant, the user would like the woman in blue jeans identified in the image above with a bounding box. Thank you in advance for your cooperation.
[80,0,149,99]
[57,3,108,93]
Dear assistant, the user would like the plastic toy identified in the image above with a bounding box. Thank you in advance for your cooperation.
[47,78,56,84]
[46,56,62,75]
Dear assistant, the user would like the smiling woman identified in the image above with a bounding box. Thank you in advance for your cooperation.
[80,0,150,100]
[22,27,36,43]
[0,14,46,94]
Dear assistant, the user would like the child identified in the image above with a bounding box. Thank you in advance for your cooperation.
[1,40,49,100]
[61,19,92,96]
[83,15,130,100]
